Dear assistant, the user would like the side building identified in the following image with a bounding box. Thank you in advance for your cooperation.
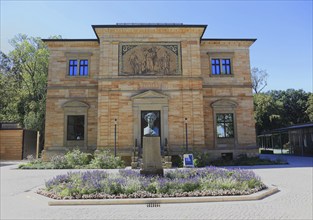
[42,24,257,164]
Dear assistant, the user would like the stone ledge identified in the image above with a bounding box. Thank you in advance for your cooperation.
[48,185,278,206]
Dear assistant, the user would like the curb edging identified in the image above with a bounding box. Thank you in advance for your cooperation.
[48,186,279,206]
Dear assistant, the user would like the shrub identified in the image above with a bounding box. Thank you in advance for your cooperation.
[122,178,142,194]
[88,150,125,169]
[18,149,126,169]
[64,149,92,168]
[171,155,183,168]
[193,151,210,167]
[260,149,274,154]
[18,161,54,169]
[26,155,43,164]
[50,155,68,169]
[18,155,50,169]
[210,155,288,166]
[171,149,211,168]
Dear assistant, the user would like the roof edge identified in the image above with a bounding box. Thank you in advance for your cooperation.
[92,24,207,41]
[91,24,207,28]
[258,122,313,135]
[202,38,257,42]
[42,39,98,42]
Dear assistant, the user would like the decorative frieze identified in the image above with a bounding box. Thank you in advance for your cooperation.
[118,42,182,76]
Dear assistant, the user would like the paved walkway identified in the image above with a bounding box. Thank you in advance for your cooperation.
[1,155,312,220]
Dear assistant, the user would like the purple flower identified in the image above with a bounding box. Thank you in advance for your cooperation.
[45,174,69,188]
[44,166,263,198]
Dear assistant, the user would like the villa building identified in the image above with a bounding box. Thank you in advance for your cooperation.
[42,23,257,164]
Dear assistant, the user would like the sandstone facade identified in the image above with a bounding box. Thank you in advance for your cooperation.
[42,24,258,162]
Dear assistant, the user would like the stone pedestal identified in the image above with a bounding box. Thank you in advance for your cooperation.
[140,136,164,176]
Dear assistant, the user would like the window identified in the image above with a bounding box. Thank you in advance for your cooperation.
[69,60,78,76]
[63,101,89,148]
[67,115,85,140]
[79,60,88,76]
[216,113,234,138]
[222,59,231,74]
[211,58,232,75]
[68,59,89,76]
[211,59,221,74]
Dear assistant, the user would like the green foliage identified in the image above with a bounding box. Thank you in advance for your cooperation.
[171,150,210,168]
[18,155,54,169]
[1,34,62,140]
[171,155,183,168]
[122,178,141,194]
[260,149,274,154]
[210,155,287,166]
[18,162,54,169]
[270,89,310,125]
[306,94,313,121]
[205,178,239,190]
[146,182,158,194]
[181,181,200,192]
[0,54,20,122]
[0,34,49,133]
[50,155,68,169]
[42,168,265,199]
[88,150,125,169]
[254,93,284,133]
[254,89,311,133]
[193,151,211,167]
[18,149,125,169]
[64,149,92,169]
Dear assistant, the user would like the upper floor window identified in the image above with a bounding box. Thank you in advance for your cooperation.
[211,59,220,74]
[211,58,232,75]
[69,60,78,76]
[221,59,231,74]
[68,59,89,76]
[79,60,89,76]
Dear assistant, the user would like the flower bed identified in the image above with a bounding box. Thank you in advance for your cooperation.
[37,167,266,200]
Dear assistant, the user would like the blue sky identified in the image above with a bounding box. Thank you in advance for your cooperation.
[1,0,312,92]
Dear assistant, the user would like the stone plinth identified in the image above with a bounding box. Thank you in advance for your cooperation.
[140,136,164,176]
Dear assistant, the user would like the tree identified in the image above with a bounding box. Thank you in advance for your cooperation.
[0,51,20,122]
[254,93,283,133]
[305,93,313,121]
[0,34,49,132]
[254,89,312,133]
[268,89,310,125]
[251,67,268,94]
